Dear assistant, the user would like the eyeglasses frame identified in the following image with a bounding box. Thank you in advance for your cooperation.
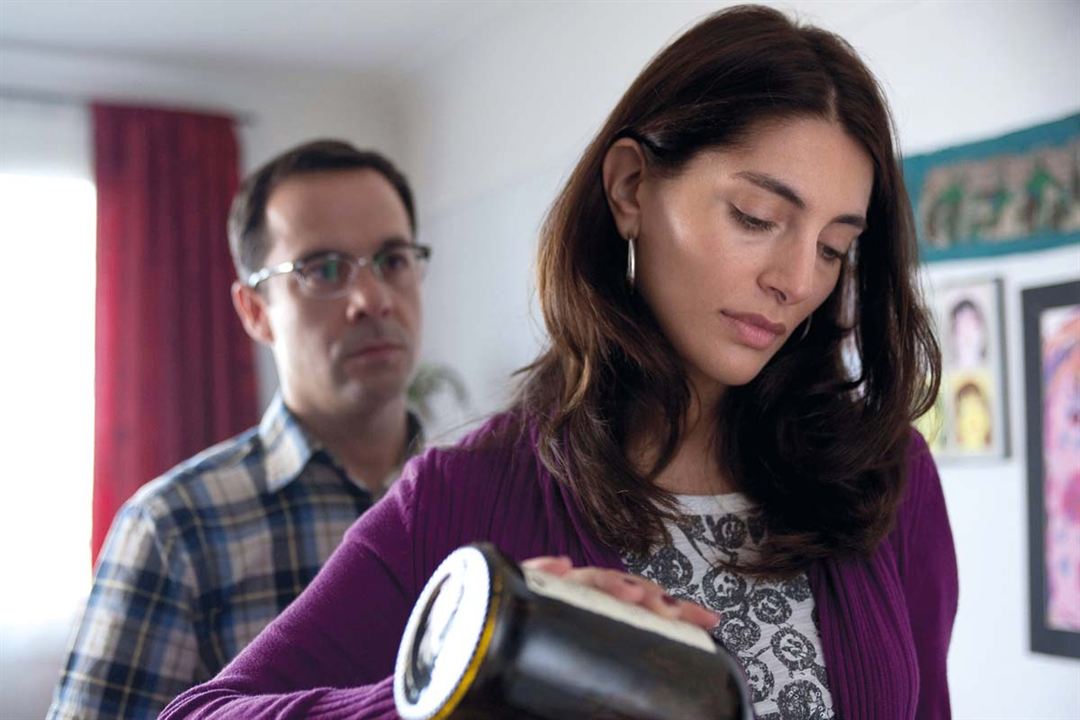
[246,243,432,298]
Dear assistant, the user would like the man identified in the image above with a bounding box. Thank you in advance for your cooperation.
[49,140,428,719]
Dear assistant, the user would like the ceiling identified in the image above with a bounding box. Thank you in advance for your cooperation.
[0,0,514,75]
[0,1,923,79]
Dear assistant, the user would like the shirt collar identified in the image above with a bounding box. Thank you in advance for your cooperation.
[258,392,425,494]
[258,393,321,493]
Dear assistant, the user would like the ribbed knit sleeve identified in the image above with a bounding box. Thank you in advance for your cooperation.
[159,412,604,719]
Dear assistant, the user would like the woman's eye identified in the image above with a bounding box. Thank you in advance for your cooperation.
[730,206,777,232]
[819,245,845,263]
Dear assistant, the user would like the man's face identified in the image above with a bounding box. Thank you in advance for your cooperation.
[245,169,421,420]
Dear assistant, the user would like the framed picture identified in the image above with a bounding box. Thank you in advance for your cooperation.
[918,277,1009,460]
[1024,279,1080,659]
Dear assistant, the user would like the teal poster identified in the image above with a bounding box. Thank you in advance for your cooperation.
[904,113,1080,263]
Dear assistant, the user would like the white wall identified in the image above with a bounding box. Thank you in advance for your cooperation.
[398,1,1080,717]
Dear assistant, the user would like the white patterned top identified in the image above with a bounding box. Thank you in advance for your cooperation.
[622,492,836,720]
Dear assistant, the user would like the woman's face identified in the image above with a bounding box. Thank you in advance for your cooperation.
[633,117,874,397]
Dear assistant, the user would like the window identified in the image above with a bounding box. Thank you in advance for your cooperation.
[0,173,96,625]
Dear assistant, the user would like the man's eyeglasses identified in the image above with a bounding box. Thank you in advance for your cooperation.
[246,244,432,299]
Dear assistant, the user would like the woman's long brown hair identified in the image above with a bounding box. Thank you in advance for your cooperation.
[512,5,941,577]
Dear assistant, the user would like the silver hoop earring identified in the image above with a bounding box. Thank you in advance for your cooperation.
[626,236,636,288]
[798,313,813,341]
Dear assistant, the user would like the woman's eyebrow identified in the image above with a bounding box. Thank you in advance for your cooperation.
[734,170,867,230]
[734,170,805,208]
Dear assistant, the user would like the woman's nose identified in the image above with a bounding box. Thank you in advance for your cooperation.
[761,237,816,305]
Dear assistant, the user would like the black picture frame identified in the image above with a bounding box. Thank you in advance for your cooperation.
[1024,279,1080,659]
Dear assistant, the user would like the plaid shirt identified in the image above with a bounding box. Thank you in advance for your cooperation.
[47,395,422,719]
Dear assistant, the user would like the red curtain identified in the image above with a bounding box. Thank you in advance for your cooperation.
[92,103,257,564]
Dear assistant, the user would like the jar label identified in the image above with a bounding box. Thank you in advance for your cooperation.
[522,567,716,653]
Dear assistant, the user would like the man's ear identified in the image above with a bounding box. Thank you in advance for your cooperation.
[231,281,274,346]
[602,138,648,240]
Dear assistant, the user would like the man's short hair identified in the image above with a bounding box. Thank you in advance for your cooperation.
[228,139,415,279]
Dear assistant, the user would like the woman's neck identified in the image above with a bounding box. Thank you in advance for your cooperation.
[626,385,736,496]
[653,412,735,495]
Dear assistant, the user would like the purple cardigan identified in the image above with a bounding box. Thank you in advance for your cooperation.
[161,412,957,719]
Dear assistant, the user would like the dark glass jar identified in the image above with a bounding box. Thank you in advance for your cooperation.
[394,543,752,720]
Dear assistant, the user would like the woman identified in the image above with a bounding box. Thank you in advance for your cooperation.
[162,5,956,719]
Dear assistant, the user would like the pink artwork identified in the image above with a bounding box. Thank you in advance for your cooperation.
[1026,279,1080,659]
[1041,305,1080,632]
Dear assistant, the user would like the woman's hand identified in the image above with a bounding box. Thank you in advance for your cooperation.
[521,556,719,631]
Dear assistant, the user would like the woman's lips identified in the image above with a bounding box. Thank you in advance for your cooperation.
[721,311,787,350]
